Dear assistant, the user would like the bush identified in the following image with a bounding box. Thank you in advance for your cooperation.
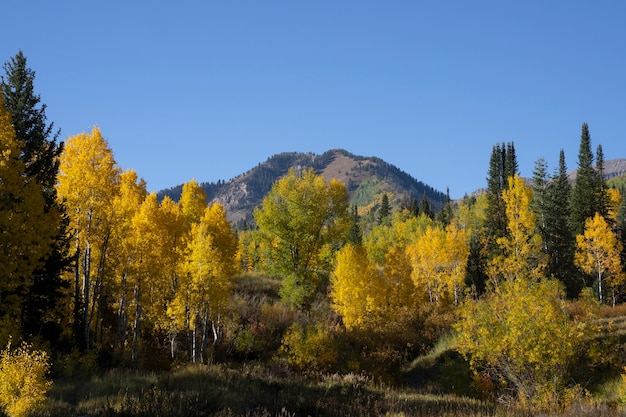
[0,340,53,417]
[280,323,341,373]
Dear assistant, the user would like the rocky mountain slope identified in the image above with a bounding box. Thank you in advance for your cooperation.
[158,149,446,223]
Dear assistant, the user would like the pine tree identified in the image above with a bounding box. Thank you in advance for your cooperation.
[348,204,363,245]
[534,152,578,296]
[419,191,433,219]
[2,51,70,342]
[377,193,391,225]
[595,144,609,220]
[485,142,518,251]
[570,123,599,236]
[436,187,454,226]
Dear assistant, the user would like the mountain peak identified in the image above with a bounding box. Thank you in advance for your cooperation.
[158,149,447,223]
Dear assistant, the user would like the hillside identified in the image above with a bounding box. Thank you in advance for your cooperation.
[158,149,446,223]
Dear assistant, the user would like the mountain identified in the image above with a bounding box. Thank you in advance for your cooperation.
[157,149,447,224]
[567,158,626,182]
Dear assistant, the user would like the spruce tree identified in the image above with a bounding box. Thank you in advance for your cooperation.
[419,191,433,219]
[544,151,578,297]
[595,144,609,220]
[570,123,599,236]
[2,51,70,342]
[348,204,363,245]
[617,187,626,277]
[436,187,454,226]
[378,193,391,225]
[485,142,518,248]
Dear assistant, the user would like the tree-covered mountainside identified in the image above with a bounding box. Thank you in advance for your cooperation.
[158,149,446,223]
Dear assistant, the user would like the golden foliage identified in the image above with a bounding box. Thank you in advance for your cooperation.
[456,278,597,410]
[406,224,469,305]
[0,96,56,328]
[575,212,624,304]
[0,340,52,417]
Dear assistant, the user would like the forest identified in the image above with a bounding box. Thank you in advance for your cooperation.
[2,51,626,417]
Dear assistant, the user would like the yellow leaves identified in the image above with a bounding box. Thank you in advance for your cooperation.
[58,126,120,235]
[406,224,469,305]
[173,203,240,330]
[179,179,207,225]
[575,212,624,303]
[0,96,54,315]
[490,174,546,283]
[330,244,381,330]
[0,340,52,417]
[455,278,596,410]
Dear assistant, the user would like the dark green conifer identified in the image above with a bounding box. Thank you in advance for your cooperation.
[485,142,517,247]
[377,193,391,225]
[595,144,609,220]
[535,151,578,297]
[2,51,70,342]
[570,123,599,236]
[348,204,363,245]
[436,187,453,226]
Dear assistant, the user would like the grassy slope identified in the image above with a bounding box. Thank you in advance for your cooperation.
[31,275,626,417]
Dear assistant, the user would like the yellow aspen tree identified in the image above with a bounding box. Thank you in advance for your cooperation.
[175,203,239,363]
[57,126,120,350]
[381,245,416,320]
[166,179,208,358]
[179,178,207,226]
[444,224,470,305]
[490,174,546,284]
[575,212,624,304]
[109,170,147,358]
[0,97,55,343]
[152,196,185,359]
[330,244,382,330]
[606,187,621,223]
[407,225,447,304]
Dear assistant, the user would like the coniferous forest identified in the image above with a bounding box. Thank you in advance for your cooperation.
[2,52,626,417]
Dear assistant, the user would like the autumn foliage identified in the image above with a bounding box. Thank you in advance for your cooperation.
[3,53,626,414]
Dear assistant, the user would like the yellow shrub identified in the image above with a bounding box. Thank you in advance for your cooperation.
[0,340,53,417]
[280,323,339,372]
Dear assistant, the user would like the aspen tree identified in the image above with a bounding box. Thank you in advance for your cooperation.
[575,213,624,304]
[489,175,546,284]
[57,126,120,350]
[254,168,350,309]
[174,203,238,362]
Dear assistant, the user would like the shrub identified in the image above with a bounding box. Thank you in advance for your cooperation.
[0,340,53,417]
[280,323,340,373]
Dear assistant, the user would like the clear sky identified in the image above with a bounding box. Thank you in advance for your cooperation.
[2,1,625,198]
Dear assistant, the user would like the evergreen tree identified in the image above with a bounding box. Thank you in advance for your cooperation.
[570,123,599,236]
[617,187,626,277]
[436,187,454,226]
[485,142,518,249]
[419,191,434,219]
[348,204,363,245]
[535,151,578,297]
[595,144,609,220]
[378,193,391,225]
[2,51,70,343]
[504,142,519,181]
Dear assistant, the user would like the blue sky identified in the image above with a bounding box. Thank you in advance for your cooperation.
[3,2,625,198]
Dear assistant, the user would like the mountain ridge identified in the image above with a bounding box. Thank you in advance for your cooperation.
[158,149,447,223]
